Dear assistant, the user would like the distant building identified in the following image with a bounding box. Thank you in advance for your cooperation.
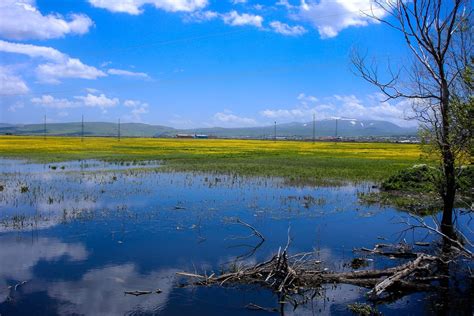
[176,134,209,139]
[176,134,195,139]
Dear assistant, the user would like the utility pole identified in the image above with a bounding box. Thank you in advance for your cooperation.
[312,113,315,143]
[43,115,46,140]
[274,121,277,142]
[118,118,121,141]
[335,118,338,140]
[81,115,84,142]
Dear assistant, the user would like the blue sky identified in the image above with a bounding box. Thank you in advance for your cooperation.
[0,0,416,128]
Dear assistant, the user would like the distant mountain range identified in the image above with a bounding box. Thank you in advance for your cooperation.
[0,120,418,138]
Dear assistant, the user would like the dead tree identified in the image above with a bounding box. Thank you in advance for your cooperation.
[352,0,472,239]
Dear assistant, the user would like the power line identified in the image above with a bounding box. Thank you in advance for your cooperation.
[43,115,46,140]
[72,6,383,56]
[0,59,356,97]
[118,118,121,141]
[0,4,400,104]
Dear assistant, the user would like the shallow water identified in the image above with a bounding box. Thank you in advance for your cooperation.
[0,159,472,315]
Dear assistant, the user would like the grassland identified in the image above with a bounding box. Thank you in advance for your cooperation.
[0,136,429,183]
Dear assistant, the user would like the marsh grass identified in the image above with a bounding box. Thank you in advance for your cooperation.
[0,136,429,182]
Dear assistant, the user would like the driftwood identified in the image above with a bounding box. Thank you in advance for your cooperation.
[368,254,437,297]
[124,289,162,296]
[357,242,418,259]
[177,244,444,303]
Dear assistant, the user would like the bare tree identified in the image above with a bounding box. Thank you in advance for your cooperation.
[352,0,472,239]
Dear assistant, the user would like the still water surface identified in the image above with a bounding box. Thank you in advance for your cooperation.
[0,159,471,315]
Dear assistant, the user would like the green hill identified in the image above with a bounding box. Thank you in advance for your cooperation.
[0,120,417,138]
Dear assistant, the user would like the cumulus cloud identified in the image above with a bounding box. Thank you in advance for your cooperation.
[186,10,263,28]
[0,0,93,40]
[123,99,149,122]
[89,0,208,15]
[298,0,386,38]
[0,40,105,84]
[260,93,416,127]
[37,60,106,84]
[31,95,77,109]
[47,265,176,316]
[0,66,29,95]
[297,93,318,103]
[276,0,295,9]
[31,93,119,112]
[7,102,25,112]
[270,21,307,36]
[184,10,219,22]
[222,11,263,28]
[75,93,119,110]
[0,236,87,303]
[0,40,65,60]
[213,111,257,127]
[107,68,150,79]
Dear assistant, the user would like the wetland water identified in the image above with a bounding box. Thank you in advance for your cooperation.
[0,159,472,315]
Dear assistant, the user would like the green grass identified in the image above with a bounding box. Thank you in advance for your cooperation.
[0,136,430,183]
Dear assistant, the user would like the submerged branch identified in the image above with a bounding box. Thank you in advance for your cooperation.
[177,243,448,303]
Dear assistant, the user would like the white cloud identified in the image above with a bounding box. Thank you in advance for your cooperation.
[222,11,263,28]
[0,40,65,60]
[31,95,77,109]
[0,40,105,84]
[184,10,219,22]
[85,87,101,94]
[7,102,25,112]
[231,0,247,4]
[270,21,307,36]
[260,93,416,127]
[0,0,93,40]
[186,10,263,28]
[37,59,106,84]
[298,0,386,38]
[75,93,119,110]
[107,68,150,79]
[260,108,312,120]
[31,93,119,112]
[123,99,149,122]
[0,236,87,303]
[89,0,208,15]
[0,66,29,95]
[47,265,176,316]
[213,111,257,127]
[276,0,295,9]
[297,93,318,103]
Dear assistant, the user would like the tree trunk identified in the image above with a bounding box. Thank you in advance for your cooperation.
[440,81,456,239]
[441,156,456,239]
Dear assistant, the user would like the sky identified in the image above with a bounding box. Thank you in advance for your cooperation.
[0,0,418,128]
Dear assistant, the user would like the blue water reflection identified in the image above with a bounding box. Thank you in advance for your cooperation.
[0,159,471,315]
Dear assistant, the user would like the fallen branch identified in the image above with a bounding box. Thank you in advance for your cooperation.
[124,289,162,296]
[369,253,437,298]
[402,214,473,258]
[228,218,265,241]
[245,303,279,313]
[177,245,442,303]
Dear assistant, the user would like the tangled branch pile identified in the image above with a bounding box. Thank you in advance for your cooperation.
[177,245,445,302]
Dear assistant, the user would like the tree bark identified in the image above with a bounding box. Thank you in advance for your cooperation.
[440,79,456,239]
